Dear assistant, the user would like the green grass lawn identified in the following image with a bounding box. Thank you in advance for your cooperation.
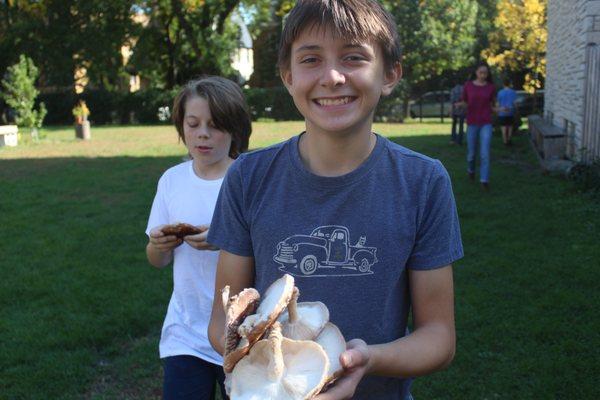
[1,122,598,399]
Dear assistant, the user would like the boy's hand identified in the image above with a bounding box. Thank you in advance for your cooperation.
[148,225,182,252]
[184,225,219,251]
[314,339,371,400]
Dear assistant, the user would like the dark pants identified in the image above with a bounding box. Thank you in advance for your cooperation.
[162,355,228,400]
[451,115,465,144]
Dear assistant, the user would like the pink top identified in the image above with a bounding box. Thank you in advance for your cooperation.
[462,81,496,125]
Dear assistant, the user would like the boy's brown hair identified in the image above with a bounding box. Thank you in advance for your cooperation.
[277,0,402,72]
[172,76,251,159]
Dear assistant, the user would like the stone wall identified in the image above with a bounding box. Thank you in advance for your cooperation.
[545,0,600,162]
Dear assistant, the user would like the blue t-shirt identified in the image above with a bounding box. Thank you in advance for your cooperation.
[208,133,463,400]
[497,87,518,116]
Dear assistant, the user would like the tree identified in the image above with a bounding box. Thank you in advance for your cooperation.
[0,0,137,91]
[382,0,478,116]
[1,54,47,137]
[246,0,289,87]
[482,0,547,93]
[129,0,249,87]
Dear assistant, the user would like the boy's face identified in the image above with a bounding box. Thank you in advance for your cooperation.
[281,26,400,137]
[183,96,232,169]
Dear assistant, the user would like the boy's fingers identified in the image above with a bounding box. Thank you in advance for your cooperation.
[149,230,164,238]
[197,224,210,232]
[340,340,369,370]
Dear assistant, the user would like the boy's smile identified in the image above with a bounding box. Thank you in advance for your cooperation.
[282,26,400,138]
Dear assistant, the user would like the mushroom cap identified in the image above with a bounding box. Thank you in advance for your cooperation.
[230,323,329,400]
[278,300,330,341]
[223,287,260,373]
[314,323,346,383]
[238,274,295,344]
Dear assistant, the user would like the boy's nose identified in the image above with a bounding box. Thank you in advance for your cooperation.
[320,66,346,87]
[197,125,210,137]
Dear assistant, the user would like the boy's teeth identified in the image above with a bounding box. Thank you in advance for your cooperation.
[318,97,350,106]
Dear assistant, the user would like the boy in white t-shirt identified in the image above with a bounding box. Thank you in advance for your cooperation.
[145,76,251,400]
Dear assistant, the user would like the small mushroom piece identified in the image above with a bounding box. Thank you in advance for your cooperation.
[161,223,202,238]
[237,274,295,344]
[314,323,346,383]
[278,287,330,340]
[230,323,330,400]
[222,286,260,373]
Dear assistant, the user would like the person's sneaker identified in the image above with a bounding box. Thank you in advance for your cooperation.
[468,171,475,181]
[481,182,490,191]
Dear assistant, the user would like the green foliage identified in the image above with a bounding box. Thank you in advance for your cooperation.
[375,80,409,123]
[129,0,243,88]
[0,0,137,90]
[482,0,547,93]
[384,0,478,91]
[568,159,600,197]
[1,54,47,132]
[243,86,301,120]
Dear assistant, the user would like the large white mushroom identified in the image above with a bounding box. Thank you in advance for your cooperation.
[278,287,330,341]
[237,274,295,344]
[222,286,260,373]
[229,323,330,400]
[314,322,347,384]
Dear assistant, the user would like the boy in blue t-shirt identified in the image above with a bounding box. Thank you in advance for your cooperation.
[207,1,463,399]
[497,78,518,146]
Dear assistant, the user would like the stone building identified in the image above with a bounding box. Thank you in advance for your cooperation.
[545,0,600,162]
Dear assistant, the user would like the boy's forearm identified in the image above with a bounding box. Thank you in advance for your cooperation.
[145,242,172,268]
[368,322,455,378]
[208,305,226,355]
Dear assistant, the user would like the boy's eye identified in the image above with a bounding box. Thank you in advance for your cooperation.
[344,55,367,62]
[300,56,318,64]
[187,123,198,128]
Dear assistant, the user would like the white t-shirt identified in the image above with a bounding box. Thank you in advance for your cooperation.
[146,160,223,364]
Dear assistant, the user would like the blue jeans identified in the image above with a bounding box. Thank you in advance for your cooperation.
[162,355,227,400]
[466,124,492,183]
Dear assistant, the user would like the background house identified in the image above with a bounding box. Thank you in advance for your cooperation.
[545,0,600,163]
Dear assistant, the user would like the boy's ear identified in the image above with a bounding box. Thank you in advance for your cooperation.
[280,68,293,92]
[382,62,403,97]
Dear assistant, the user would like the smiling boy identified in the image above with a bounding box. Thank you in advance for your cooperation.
[207,1,463,399]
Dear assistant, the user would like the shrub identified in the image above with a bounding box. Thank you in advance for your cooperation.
[375,81,408,123]
[36,84,408,126]
[1,55,47,136]
[568,159,600,197]
[243,87,302,121]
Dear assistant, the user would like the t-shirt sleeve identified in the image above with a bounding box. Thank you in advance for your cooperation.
[145,174,170,236]
[407,160,463,270]
[207,158,254,257]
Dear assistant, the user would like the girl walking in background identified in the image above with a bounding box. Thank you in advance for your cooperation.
[460,62,496,191]
[145,76,251,400]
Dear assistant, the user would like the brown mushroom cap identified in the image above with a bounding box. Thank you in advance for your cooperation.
[161,223,202,238]
[222,286,260,373]
[230,323,329,400]
[237,274,295,345]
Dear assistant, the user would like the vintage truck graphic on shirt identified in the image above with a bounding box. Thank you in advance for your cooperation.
[273,225,378,277]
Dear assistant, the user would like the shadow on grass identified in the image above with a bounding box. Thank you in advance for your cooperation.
[1,133,599,399]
